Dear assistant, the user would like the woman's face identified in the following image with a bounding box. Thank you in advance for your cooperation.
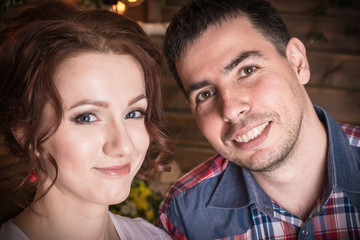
[41,52,150,206]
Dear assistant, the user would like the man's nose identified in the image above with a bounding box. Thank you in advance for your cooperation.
[221,88,250,123]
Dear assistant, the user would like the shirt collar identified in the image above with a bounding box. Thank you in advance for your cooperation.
[207,162,251,209]
[314,105,360,193]
[207,105,360,210]
[207,160,273,215]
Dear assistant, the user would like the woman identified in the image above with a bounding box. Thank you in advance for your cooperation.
[0,2,173,239]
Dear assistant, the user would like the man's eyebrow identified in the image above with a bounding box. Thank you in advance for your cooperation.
[184,51,262,101]
[185,80,212,101]
[222,51,262,75]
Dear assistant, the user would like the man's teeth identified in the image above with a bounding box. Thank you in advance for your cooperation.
[235,122,269,143]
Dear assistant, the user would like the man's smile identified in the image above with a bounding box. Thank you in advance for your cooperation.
[234,122,270,143]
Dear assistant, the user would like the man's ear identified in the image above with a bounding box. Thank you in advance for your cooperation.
[286,37,310,85]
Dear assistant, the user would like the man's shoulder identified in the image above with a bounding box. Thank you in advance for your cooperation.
[156,153,230,236]
[159,153,228,213]
[338,122,360,147]
[165,153,228,197]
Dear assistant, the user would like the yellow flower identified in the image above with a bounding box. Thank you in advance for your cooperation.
[130,180,153,210]
[109,178,162,224]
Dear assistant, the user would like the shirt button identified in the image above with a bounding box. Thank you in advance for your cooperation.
[301,229,309,236]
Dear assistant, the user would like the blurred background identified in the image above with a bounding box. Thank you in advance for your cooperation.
[1,0,359,224]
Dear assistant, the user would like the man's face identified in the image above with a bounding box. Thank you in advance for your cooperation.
[176,16,310,172]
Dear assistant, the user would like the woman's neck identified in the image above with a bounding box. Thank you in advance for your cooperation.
[12,186,120,240]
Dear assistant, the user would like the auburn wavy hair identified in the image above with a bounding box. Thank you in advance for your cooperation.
[0,1,174,206]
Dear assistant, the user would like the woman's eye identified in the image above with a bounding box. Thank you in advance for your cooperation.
[240,66,257,77]
[75,113,98,123]
[196,90,216,102]
[125,110,146,119]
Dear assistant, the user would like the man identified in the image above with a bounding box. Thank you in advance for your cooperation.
[156,0,360,239]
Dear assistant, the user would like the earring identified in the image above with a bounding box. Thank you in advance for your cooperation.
[29,170,38,183]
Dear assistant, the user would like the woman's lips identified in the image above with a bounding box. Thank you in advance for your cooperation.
[94,164,130,176]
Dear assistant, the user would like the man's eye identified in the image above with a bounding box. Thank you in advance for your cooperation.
[75,113,98,123]
[240,66,257,77]
[196,90,216,102]
[125,110,146,119]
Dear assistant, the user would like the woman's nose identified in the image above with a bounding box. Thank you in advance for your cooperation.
[102,121,134,157]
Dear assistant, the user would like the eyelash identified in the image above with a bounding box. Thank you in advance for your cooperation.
[239,65,258,78]
[125,109,147,119]
[73,109,147,124]
[193,65,258,106]
[196,89,216,104]
[74,112,99,124]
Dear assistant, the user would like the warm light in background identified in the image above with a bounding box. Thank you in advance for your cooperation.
[120,0,144,7]
[112,1,126,14]
[111,0,144,14]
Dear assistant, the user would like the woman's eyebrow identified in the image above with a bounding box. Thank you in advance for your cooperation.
[128,94,147,105]
[69,100,109,110]
[68,94,147,110]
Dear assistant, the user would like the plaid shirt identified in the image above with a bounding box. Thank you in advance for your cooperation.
[157,106,360,239]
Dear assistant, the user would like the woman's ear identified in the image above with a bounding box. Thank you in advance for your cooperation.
[286,37,310,85]
[12,126,42,157]
[12,126,26,147]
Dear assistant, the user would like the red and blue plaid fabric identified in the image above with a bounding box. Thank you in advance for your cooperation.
[225,189,360,240]
[157,154,228,238]
[157,120,360,240]
[340,123,360,147]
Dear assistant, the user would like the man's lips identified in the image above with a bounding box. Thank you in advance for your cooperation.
[232,121,270,143]
[230,121,272,151]
[94,164,130,176]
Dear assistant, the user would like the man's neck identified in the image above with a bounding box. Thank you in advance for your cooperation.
[251,107,328,221]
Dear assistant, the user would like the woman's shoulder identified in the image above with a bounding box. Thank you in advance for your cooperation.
[0,219,29,240]
[108,211,171,240]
